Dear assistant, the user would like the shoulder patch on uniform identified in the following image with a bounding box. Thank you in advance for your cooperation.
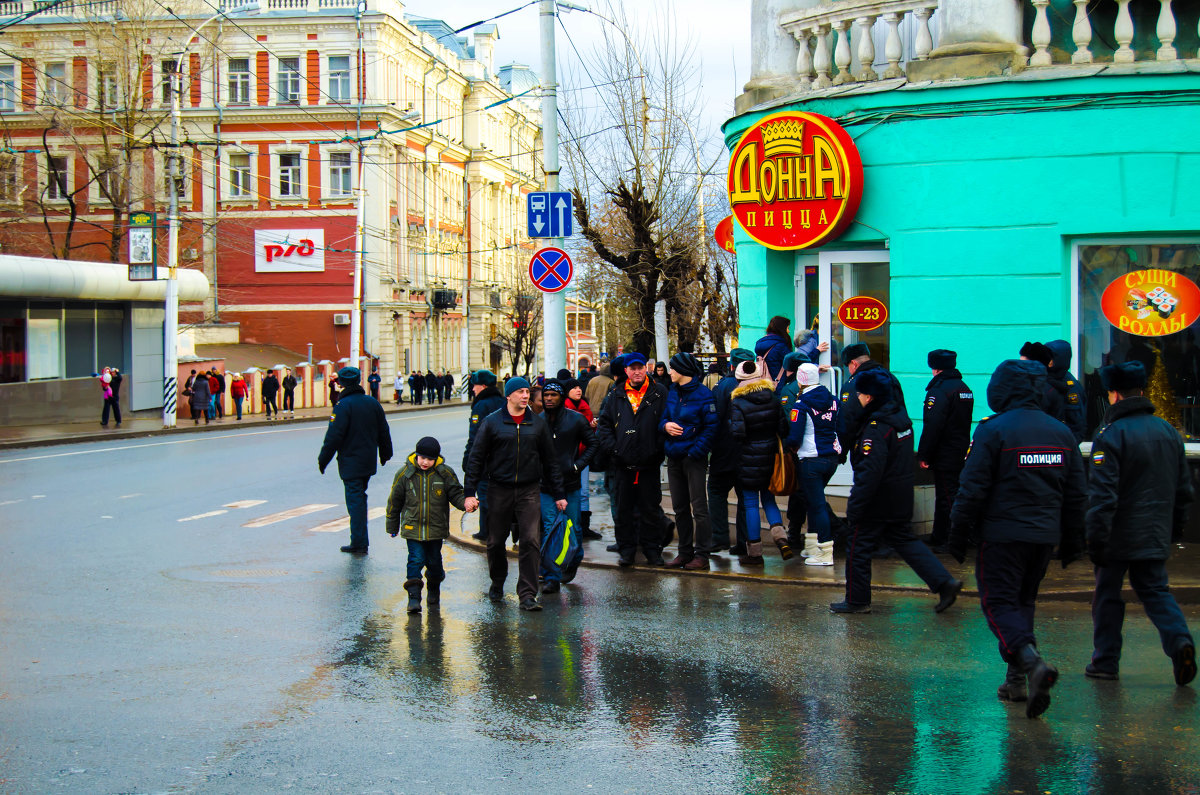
[925,396,936,410]
[977,414,993,424]
[1092,451,1105,466]
[790,408,799,422]
[1067,394,1080,405]
[861,439,873,455]
[329,413,336,422]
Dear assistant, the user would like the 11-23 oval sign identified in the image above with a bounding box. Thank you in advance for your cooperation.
[838,296,887,332]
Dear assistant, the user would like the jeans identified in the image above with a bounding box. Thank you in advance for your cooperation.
[214,392,224,418]
[976,541,1053,663]
[486,482,542,600]
[798,455,838,543]
[343,476,370,549]
[539,490,583,583]
[666,456,711,559]
[579,466,591,511]
[406,539,445,582]
[846,519,954,607]
[707,468,746,551]
[741,488,782,543]
[206,395,216,420]
[611,467,664,557]
[233,395,244,420]
[1091,559,1194,673]
[101,396,121,426]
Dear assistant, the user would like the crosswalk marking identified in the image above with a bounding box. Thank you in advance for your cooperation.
[243,504,337,528]
[308,507,385,533]
[178,510,228,523]
[224,500,268,509]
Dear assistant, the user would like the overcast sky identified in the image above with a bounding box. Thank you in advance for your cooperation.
[400,0,752,144]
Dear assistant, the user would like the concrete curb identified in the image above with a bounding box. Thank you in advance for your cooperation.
[0,401,468,451]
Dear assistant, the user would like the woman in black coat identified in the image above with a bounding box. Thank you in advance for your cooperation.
[729,359,790,565]
[188,375,211,424]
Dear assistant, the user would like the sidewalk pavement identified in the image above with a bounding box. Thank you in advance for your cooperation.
[448,479,1200,604]
[0,398,468,451]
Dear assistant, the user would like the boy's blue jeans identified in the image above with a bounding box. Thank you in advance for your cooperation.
[406,539,445,583]
[540,490,583,583]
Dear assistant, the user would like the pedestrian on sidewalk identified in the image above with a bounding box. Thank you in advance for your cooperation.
[385,436,473,613]
[318,366,393,555]
[425,370,437,404]
[410,371,423,405]
[393,372,404,404]
[282,368,297,415]
[1084,361,1196,687]
[329,376,341,407]
[564,379,599,540]
[708,348,753,556]
[188,371,210,424]
[463,377,566,611]
[776,351,811,552]
[1019,341,1064,422]
[660,352,717,570]
[262,370,281,419]
[1045,340,1087,443]
[584,363,614,416]
[443,371,454,404]
[100,367,122,428]
[835,369,963,614]
[595,353,669,568]
[368,367,381,401]
[463,370,506,542]
[206,370,220,421]
[917,349,974,550]
[538,380,595,593]
[785,363,841,566]
[754,315,793,382]
[948,359,1086,719]
[729,358,789,565]
[213,369,226,419]
[230,373,248,420]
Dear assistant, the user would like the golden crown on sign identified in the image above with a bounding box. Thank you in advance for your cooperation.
[761,119,806,157]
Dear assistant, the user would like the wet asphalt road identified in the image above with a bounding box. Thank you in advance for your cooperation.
[1,407,1199,794]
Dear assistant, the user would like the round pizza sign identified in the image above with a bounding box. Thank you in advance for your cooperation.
[1101,269,1200,337]
[727,111,864,250]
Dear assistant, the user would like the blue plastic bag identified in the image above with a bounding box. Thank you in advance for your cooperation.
[540,511,583,583]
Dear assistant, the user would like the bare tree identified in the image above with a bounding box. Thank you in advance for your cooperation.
[491,284,544,376]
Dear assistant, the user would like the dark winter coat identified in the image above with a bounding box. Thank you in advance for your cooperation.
[708,373,740,475]
[188,375,210,410]
[282,374,298,392]
[317,384,393,480]
[110,372,123,398]
[541,405,596,494]
[261,374,280,398]
[385,455,466,541]
[836,361,906,457]
[659,378,718,460]
[917,368,975,468]
[462,386,506,470]
[595,379,668,470]
[1045,339,1087,442]
[1086,396,1194,561]
[844,395,916,527]
[464,408,565,500]
[754,332,792,381]
[950,359,1086,548]
[729,378,785,491]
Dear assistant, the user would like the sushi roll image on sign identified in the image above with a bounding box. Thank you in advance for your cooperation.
[1102,269,1200,337]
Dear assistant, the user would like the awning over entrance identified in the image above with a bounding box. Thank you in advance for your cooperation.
[0,255,209,302]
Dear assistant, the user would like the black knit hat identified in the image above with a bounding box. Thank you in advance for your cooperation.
[668,352,703,379]
[415,436,441,459]
[928,349,957,370]
[1020,341,1052,367]
[856,369,892,401]
[843,343,871,362]
[543,379,566,396]
[556,368,573,380]
[1100,361,1147,392]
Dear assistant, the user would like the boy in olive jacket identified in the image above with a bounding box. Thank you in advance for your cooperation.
[386,436,471,613]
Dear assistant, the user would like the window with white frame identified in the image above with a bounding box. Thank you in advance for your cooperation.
[0,64,15,110]
[97,63,118,110]
[277,57,300,104]
[229,153,252,197]
[45,155,68,200]
[328,55,350,102]
[44,62,69,106]
[227,58,251,105]
[161,59,178,104]
[278,152,301,196]
[0,154,17,200]
[329,151,351,196]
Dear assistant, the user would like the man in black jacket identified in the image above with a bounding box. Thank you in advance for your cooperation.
[410,371,424,405]
[917,349,975,549]
[1085,361,1195,687]
[318,367,394,554]
[949,359,1087,719]
[1019,341,1065,423]
[1045,339,1087,443]
[464,369,506,541]
[595,352,669,567]
[707,348,754,555]
[538,380,596,593]
[833,369,961,615]
[464,377,566,611]
[836,343,905,458]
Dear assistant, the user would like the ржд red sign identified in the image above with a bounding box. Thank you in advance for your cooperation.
[838,295,887,332]
[727,111,863,250]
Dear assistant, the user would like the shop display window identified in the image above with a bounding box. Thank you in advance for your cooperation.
[1078,242,1200,439]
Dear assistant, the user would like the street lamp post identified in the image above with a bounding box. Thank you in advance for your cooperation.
[162,1,260,428]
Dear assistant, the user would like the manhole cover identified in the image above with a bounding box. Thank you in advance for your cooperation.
[210,569,289,578]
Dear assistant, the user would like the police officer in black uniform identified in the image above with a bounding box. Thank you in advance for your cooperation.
[948,359,1087,719]
[831,369,962,615]
[1045,339,1087,443]
[917,349,974,550]
[1019,341,1065,422]
[836,343,905,458]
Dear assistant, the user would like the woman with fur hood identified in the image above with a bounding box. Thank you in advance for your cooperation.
[729,359,791,565]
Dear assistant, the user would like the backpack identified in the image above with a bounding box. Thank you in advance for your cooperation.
[540,511,583,583]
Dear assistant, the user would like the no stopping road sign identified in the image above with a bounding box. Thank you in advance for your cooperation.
[529,247,573,293]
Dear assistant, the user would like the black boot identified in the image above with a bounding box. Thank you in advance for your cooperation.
[996,662,1028,702]
[580,510,601,540]
[1018,644,1058,719]
[404,578,422,613]
[426,579,441,607]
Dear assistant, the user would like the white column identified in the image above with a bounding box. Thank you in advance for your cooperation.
[1114,0,1136,62]
[832,20,853,85]
[744,0,802,93]
[1030,0,1053,65]
[1072,0,1094,63]
[882,13,904,78]
[856,16,878,80]
[1156,0,1177,60]
[913,7,935,60]
[813,25,833,88]
[794,27,814,90]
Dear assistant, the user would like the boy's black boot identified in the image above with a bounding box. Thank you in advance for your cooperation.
[1018,644,1058,719]
[426,578,441,607]
[404,578,423,613]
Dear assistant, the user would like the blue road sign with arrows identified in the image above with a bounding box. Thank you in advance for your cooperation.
[527,191,573,238]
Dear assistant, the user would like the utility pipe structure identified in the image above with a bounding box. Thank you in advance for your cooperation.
[539,0,566,376]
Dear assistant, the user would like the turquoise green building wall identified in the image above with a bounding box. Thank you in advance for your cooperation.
[725,73,1200,423]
